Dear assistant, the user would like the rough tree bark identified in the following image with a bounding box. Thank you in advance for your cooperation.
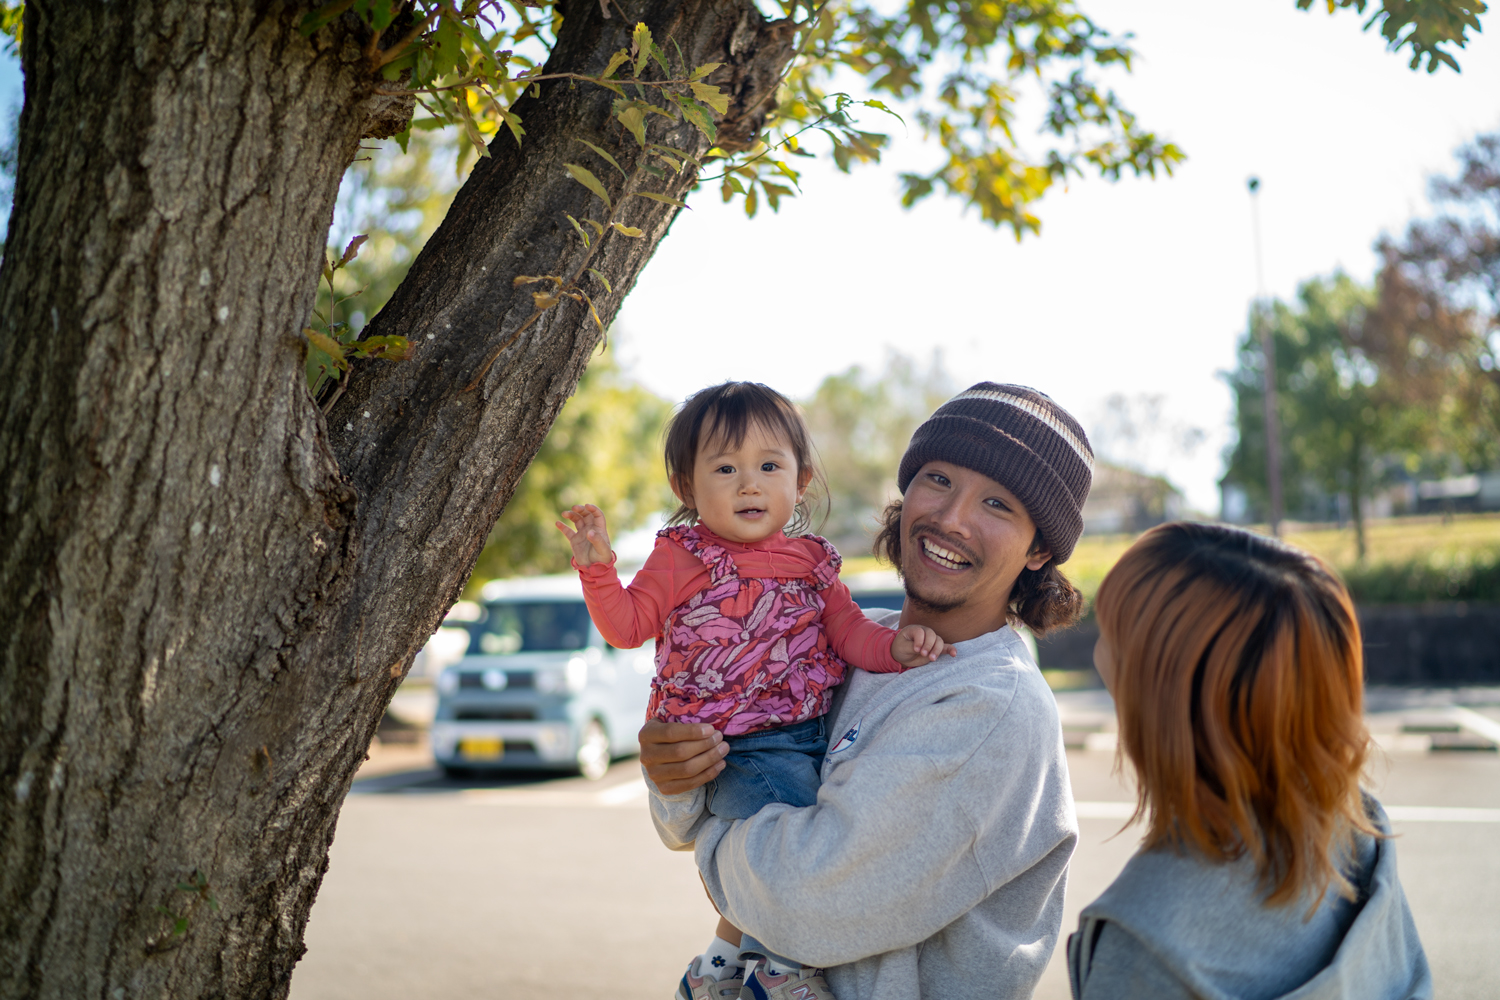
[0,2,794,998]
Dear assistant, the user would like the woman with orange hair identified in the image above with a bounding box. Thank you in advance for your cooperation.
[1068,522,1431,1000]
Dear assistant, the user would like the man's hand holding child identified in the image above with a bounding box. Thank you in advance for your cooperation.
[555,503,613,567]
[891,624,958,667]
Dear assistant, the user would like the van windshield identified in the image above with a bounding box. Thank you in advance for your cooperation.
[467,601,593,656]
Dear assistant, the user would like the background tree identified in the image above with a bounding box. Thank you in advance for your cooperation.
[0,2,1484,999]
[1222,272,1481,558]
[1373,126,1500,469]
[800,352,952,553]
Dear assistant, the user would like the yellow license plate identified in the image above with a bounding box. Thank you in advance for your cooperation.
[459,736,504,760]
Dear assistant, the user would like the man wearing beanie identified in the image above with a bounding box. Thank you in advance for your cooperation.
[643,383,1091,1000]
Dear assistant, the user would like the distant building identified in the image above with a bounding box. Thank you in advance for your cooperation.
[1083,462,1185,535]
[1414,471,1500,515]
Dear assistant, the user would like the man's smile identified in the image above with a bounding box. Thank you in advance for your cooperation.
[918,535,974,571]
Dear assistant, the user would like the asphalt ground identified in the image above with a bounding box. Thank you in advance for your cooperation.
[290,695,1500,1000]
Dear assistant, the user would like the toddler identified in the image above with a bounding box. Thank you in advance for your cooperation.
[557,381,952,1000]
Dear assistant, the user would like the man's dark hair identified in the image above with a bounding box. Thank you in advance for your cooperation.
[663,381,829,535]
[872,499,1085,636]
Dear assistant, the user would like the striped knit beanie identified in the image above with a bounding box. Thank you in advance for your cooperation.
[897,383,1094,564]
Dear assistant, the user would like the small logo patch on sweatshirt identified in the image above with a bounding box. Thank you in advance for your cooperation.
[828,721,860,754]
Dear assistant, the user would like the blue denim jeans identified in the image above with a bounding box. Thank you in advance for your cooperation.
[705,715,829,821]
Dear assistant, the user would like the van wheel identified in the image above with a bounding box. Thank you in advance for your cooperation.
[441,765,472,780]
[577,719,610,781]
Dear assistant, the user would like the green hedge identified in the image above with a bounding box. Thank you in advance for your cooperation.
[1341,548,1500,604]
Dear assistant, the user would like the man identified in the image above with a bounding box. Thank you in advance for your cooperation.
[641,383,1093,999]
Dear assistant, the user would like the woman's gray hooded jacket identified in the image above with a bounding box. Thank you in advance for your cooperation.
[1068,797,1431,1000]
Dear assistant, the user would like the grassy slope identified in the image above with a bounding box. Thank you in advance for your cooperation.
[842,513,1500,605]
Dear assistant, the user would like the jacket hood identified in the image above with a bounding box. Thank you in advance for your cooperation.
[1073,796,1431,1000]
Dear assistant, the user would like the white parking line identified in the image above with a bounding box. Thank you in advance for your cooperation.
[1384,805,1500,823]
[1073,802,1500,823]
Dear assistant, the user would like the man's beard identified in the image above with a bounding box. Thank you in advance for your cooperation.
[902,579,965,615]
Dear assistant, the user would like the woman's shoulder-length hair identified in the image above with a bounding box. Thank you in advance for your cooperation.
[1097,521,1376,908]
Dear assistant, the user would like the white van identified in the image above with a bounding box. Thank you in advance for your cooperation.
[430,574,653,780]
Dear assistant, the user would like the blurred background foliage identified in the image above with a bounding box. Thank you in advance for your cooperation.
[801,352,954,553]
[1223,127,1500,560]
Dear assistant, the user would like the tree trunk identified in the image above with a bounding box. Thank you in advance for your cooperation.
[1350,439,1368,562]
[0,2,794,998]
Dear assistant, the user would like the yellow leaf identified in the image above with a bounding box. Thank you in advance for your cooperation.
[689,62,721,81]
[602,49,630,79]
[633,191,688,208]
[689,82,729,116]
[533,291,559,309]
[631,23,653,77]
[611,223,644,237]
[565,163,612,208]
[576,138,625,177]
[306,329,347,367]
[616,104,647,147]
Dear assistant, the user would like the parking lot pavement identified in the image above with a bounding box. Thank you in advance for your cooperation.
[293,715,1500,1000]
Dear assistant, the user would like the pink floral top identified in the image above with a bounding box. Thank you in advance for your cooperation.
[577,525,905,735]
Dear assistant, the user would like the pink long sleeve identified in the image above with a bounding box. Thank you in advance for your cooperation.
[819,579,904,673]
[575,538,709,649]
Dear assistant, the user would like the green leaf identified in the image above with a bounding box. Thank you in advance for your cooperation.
[633,191,688,208]
[615,103,647,147]
[299,2,352,36]
[675,98,718,144]
[602,49,630,80]
[432,15,462,80]
[743,186,758,218]
[650,143,701,165]
[350,334,411,360]
[689,62,722,81]
[456,97,490,158]
[498,108,525,147]
[455,18,501,72]
[565,164,612,208]
[576,139,625,177]
[610,223,644,237]
[583,219,606,238]
[565,214,592,247]
[689,82,729,116]
[631,23,653,78]
[587,268,614,294]
[381,51,416,80]
[761,182,793,211]
[366,0,396,30]
[649,41,672,79]
[393,127,411,155]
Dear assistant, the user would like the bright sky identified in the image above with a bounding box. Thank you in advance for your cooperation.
[3,3,1498,512]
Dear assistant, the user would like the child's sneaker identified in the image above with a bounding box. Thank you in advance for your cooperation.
[674,958,745,1000]
[739,965,838,1000]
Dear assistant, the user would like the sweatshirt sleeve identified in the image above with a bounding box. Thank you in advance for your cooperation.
[577,539,680,649]
[692,668,1076,968]
[820,580,903,673]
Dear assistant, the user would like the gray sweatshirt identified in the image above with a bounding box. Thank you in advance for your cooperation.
[1067,797,1432,1000]
[647,614,1078,999]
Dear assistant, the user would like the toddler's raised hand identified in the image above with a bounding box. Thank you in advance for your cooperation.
[891,624,958,667]
[555,504,613,567]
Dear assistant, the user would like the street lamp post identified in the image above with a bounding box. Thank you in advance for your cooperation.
[1248,176,1283,537]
